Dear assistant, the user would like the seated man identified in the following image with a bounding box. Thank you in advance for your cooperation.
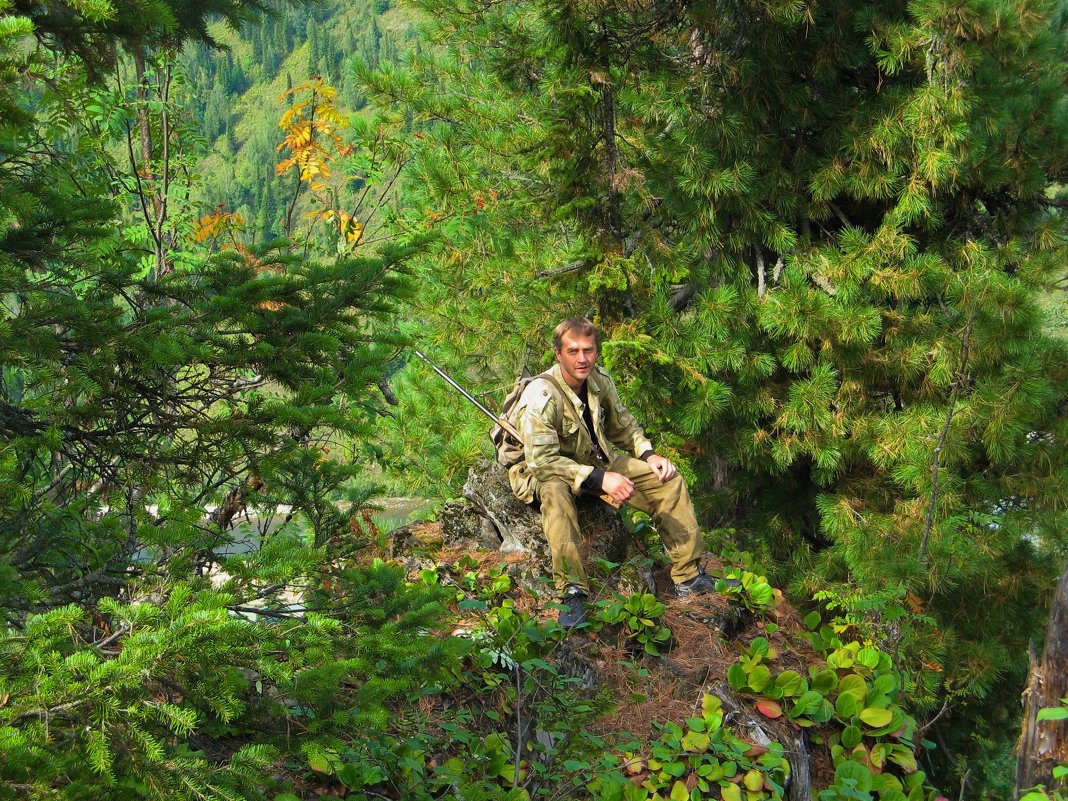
[508,316,715,627]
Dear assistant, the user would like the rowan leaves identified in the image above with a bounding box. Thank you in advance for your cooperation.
[276,78,347,192]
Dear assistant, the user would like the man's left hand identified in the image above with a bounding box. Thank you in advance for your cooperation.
[646,454,677,483]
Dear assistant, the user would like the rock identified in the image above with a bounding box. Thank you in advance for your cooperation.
[387,521,438,559]
[439,499,501,550]
[681,603,754,640]
[461,459,648,595]
[552,638,599,691]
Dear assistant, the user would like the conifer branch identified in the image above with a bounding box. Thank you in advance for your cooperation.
[755,245,766,298]
[919,314,973,564]
[827,201,853,228]
[13,699,88,723]
[92,624,131,650]
[228,606,306,620]
[536,260,586,278]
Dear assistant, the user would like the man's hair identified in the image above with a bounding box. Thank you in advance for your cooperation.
[552,316,600,352]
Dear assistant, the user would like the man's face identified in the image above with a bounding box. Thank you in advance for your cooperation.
[555,330,598,391]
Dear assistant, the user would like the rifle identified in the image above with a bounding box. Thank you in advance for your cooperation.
[413,350,621,509]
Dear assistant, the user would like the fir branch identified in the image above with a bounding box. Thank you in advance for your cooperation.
[13,699,88,723]
[227,605,306,620]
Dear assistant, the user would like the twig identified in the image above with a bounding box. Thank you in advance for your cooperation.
[919,314,973,564]
[228,605,306,620]
[828,201,852,227]
[755,246,766,298]
[93,624,131,650]
[917,700,952,734]
[512,664,524,789]
[14,699,86,723]
[536,260,586,279]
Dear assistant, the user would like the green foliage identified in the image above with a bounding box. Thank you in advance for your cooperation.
[4,0,1068,795]
[0,3,458,797]
[594,592,671,656]
[716,567,780,615]
[725,626,940,800]
[0,563,464,798]
[356,0,1068,790]
[587,694,791,801]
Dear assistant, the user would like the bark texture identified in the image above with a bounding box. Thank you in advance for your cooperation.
[1016,558,1068,794]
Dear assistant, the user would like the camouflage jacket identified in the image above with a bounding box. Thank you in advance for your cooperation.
[508,363,653,503]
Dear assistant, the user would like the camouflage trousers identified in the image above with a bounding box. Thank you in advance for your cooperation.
[516,453,704,593]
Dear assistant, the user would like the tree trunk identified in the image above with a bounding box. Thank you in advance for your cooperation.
[460,459,655,597]
[1016,559,1068,794]
[133,49,154,174]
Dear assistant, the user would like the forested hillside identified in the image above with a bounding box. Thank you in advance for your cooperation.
[182,0,416,243]
[2,0,1066,799]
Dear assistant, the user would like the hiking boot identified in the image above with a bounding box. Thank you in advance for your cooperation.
[558,586,588,628]
[675,565,717,598]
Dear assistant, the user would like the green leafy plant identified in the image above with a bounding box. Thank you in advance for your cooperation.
[717,567,781,614]
[589,694,791,801]
[595,592,672,655]
[726,625,938,800]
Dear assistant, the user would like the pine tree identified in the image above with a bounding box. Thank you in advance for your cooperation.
[306,18,320,77]
[360,0,1068,790]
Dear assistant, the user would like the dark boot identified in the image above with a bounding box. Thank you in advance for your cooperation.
[558,585,588,628]
[674,565,717,598]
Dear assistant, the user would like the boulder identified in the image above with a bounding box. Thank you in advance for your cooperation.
[461,459,655,597]
[439,499,501,551]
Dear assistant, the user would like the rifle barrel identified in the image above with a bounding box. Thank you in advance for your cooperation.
[413,350,522,440]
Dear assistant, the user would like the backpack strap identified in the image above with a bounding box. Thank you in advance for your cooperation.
[538,373,608,460]
[538,373,579,425]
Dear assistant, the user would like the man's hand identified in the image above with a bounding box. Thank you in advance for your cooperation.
[601,471,635,504]
[646,454,677,483]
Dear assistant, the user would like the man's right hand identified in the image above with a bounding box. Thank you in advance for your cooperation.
[601,471,635,504]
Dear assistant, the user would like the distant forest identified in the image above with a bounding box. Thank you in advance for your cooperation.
[183,0,415,243]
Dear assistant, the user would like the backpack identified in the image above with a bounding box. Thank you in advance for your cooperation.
[490,368,535,467]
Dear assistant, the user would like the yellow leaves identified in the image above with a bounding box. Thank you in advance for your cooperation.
[281,119,313,145]
[274,76,366,250]
[275,156,295,176]
[192,208,244,244]
[340,214,363,244]
[276,78,347,184]
[315,210,364,244]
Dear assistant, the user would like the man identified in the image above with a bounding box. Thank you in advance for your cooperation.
[508,316,715,627]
